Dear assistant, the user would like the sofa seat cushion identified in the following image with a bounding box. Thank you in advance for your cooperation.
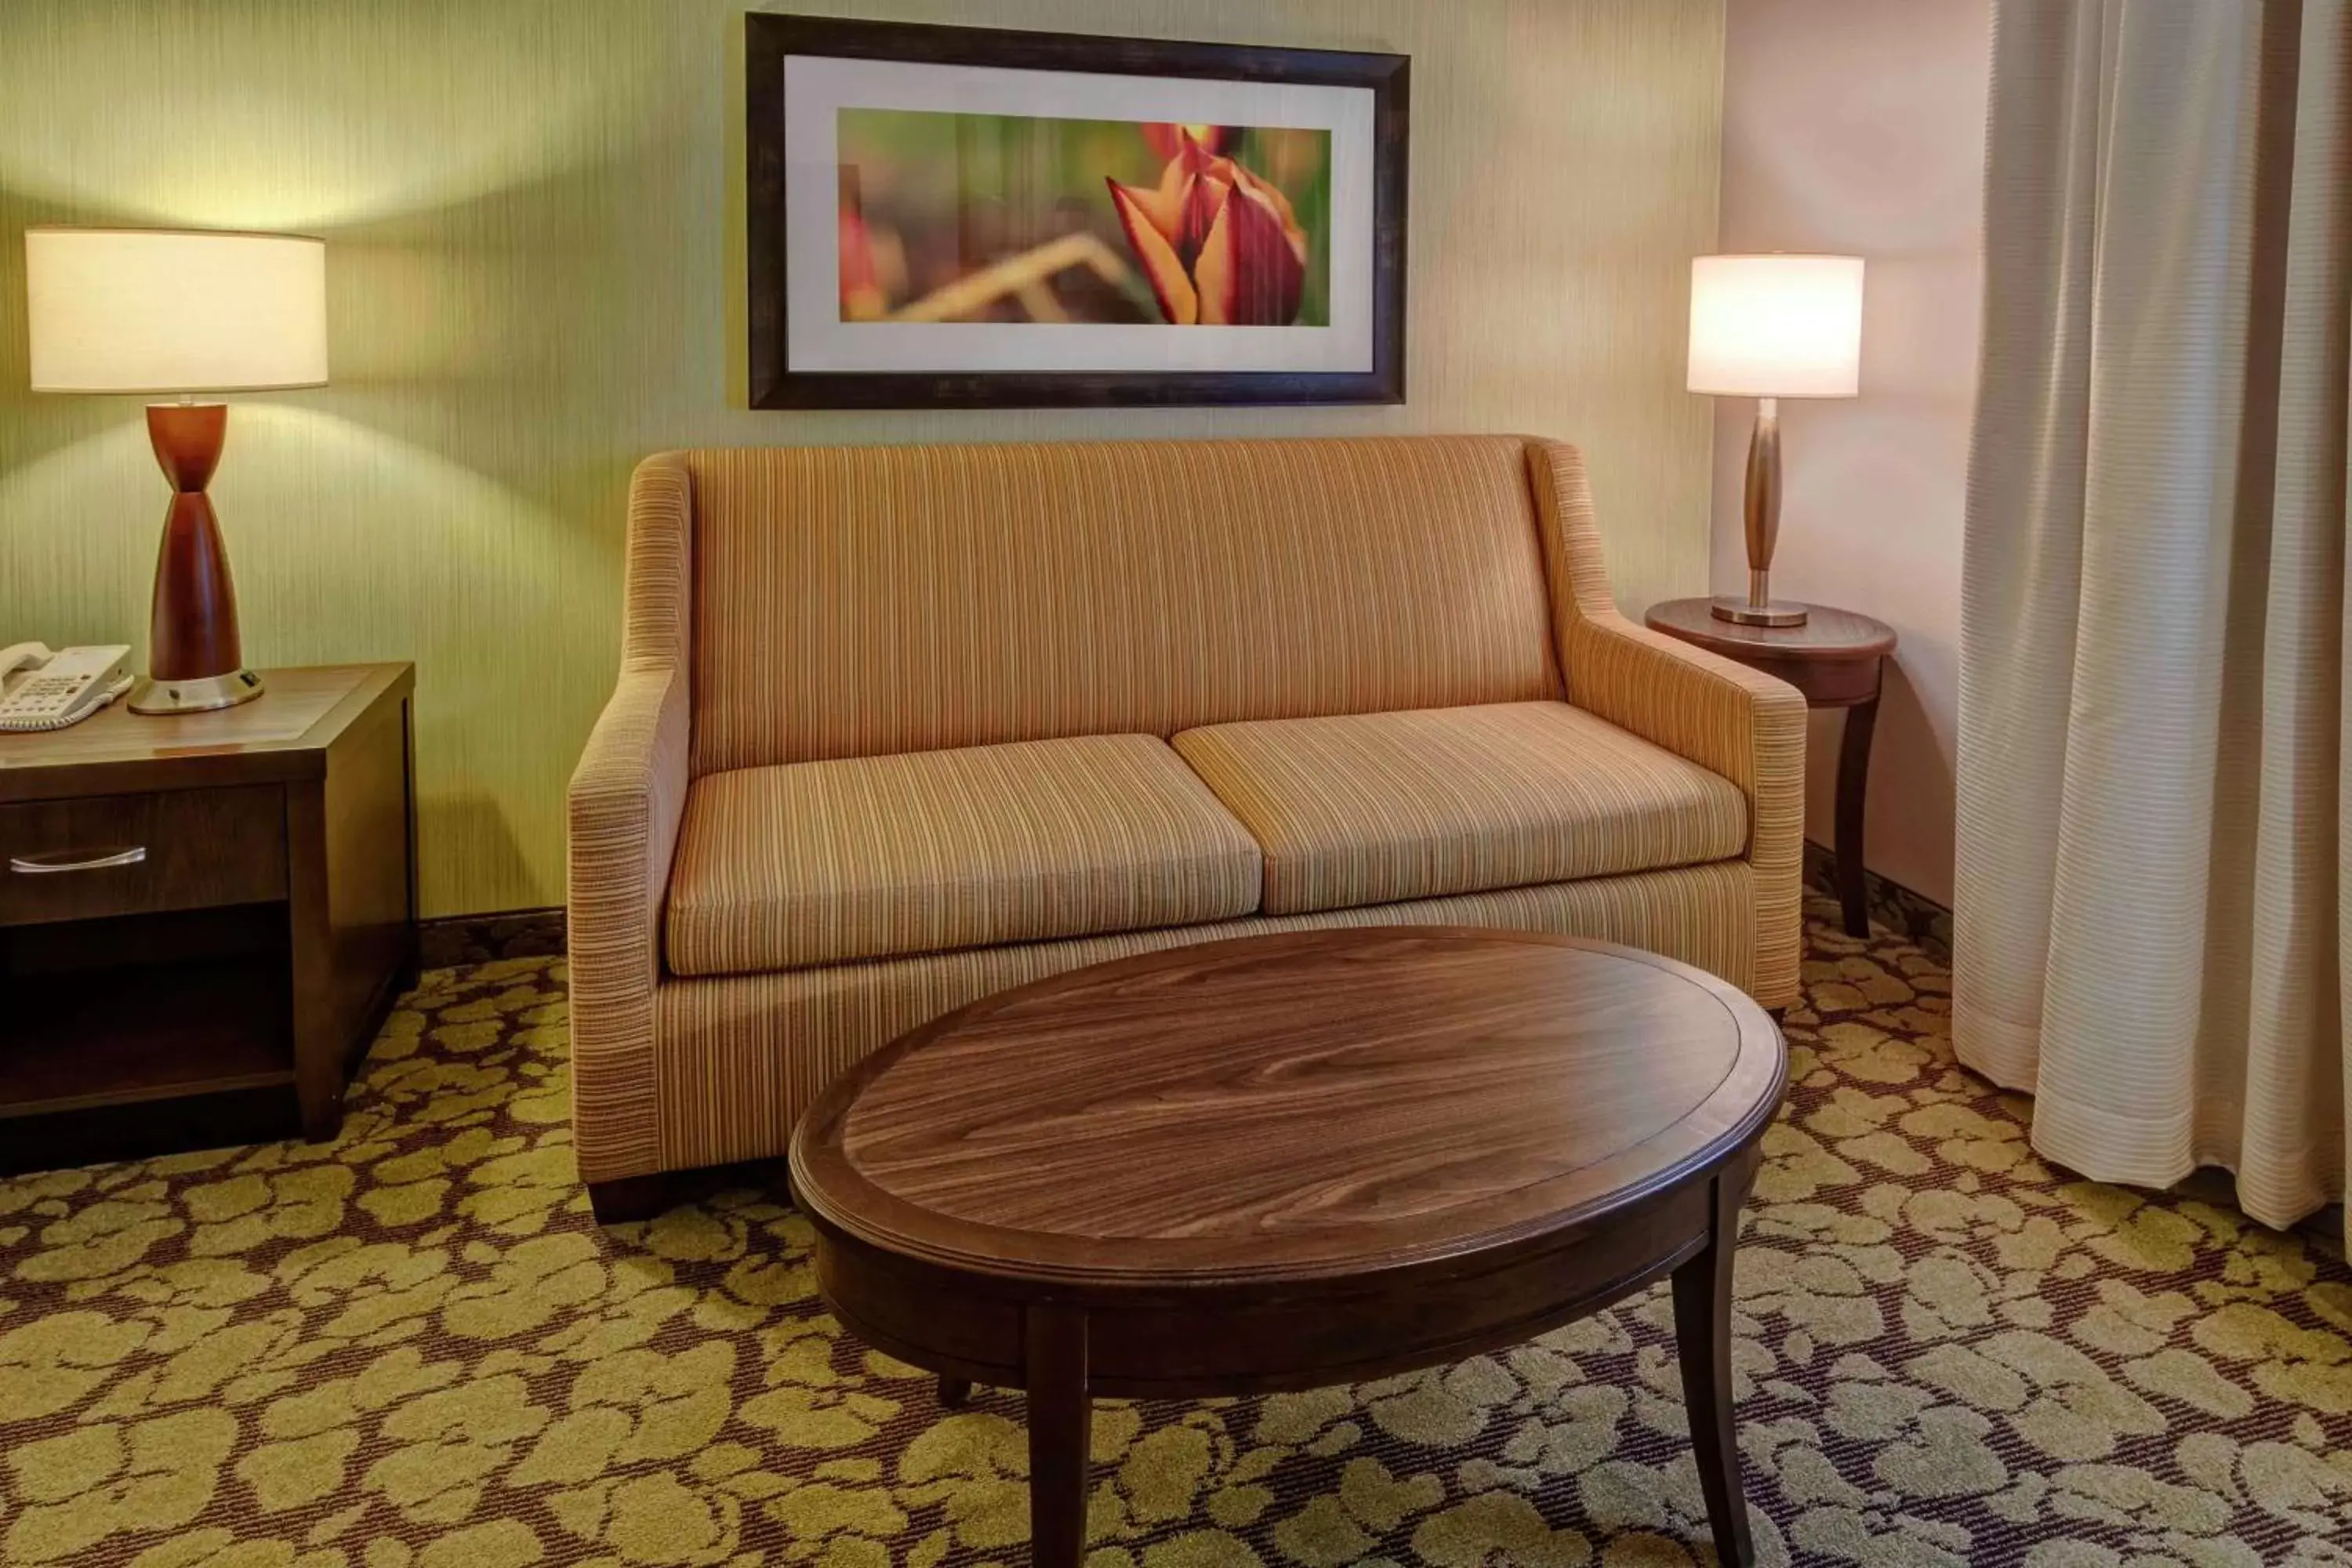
[1172,702,1748,916]
[666,734,1264,977]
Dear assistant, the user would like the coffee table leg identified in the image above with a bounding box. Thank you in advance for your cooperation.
[1672,1150,1761,1568]
[1025,1304,1090,1568]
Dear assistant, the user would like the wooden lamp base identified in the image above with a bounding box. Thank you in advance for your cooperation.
[129,403,264,714]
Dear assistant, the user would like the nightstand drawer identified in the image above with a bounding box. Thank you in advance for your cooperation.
[0,786,287,926]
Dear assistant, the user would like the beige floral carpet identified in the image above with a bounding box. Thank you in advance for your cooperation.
[5,894,2351,1568]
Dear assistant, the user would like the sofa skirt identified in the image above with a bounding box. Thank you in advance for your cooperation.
[615,861,1764,1182]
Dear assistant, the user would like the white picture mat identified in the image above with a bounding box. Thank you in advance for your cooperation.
[782,55,1377,375]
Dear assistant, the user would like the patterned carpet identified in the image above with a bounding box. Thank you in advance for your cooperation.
[5,894,2350,1568]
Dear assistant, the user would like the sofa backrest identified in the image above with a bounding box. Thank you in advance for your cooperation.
[680,434,1563,774]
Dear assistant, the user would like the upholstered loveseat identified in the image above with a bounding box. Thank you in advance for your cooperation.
[568,435,1803,1217]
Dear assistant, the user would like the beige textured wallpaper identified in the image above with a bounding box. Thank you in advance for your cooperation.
[0,0,1725,916]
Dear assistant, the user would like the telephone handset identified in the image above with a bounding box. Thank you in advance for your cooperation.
[0,644,135,732]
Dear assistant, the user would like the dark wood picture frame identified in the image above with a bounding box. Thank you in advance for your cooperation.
[746,14,1410,409]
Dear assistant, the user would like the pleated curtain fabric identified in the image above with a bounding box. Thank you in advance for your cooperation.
[1956,0,2351,1243]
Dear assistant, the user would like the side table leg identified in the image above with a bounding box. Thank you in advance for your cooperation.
[1672,1149,1761,1568]
[1025,1304,1090,1568]
[1835,691,1880,938]
[285,778,343,1143]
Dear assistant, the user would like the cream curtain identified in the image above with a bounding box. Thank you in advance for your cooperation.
[1955,0,2350,1242]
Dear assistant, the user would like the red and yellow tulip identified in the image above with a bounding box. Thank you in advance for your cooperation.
[1106,130,1309,327]
[1140,122,1232,161]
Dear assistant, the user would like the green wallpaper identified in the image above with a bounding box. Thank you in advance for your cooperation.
[0,0,1724,916]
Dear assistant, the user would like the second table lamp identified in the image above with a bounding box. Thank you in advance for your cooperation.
[1687,253,1864,628]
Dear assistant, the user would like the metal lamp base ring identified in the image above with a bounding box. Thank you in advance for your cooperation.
[1710,597,1810,628]
[129,668,266,714]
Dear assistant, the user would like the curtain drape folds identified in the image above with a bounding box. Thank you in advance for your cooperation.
[1955,0,2350,1244]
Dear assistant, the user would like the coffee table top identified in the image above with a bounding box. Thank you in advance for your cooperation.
[789,927,1784,1290]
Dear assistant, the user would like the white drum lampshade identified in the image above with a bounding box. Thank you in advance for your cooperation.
[1687,253,1864,399]
[24,227,328,713]
[27,227,327,394]
[1686,253,1864,627]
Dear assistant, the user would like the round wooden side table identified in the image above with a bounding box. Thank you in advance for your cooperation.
[1644,599,1897,938]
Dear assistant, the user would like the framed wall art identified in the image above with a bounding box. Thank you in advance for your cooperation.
[745,14,1409,408]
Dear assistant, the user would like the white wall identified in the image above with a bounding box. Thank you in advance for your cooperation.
[1714,0,1991,909]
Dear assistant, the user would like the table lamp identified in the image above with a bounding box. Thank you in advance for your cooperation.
[1687,253,1864,628]
[25,227,328,712]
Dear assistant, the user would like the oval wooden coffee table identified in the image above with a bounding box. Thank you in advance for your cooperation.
[789,927,1786,1567]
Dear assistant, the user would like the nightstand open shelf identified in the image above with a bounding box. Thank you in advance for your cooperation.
[2,942,295,1119]
[0,665,416,1174]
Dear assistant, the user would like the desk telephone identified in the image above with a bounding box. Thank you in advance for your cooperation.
[0,644,135,732]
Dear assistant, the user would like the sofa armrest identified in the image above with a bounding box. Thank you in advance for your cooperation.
[568,665,689,1182]
[568,452,695,1184]
[1561,615,1806,809]
[1526,438,1807,1008]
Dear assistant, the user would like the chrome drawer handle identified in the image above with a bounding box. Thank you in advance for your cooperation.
[9,846,147,874]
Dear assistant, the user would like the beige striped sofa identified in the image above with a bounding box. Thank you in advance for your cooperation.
[568,435,1804,1217]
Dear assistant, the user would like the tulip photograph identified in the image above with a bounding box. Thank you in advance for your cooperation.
[836,110,1332,329]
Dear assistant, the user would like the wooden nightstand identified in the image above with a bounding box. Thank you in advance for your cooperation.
[1644,601,1897,939]
[0,664,416,1172]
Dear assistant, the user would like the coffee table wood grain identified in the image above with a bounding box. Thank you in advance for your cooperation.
[789,927,1786,1567]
